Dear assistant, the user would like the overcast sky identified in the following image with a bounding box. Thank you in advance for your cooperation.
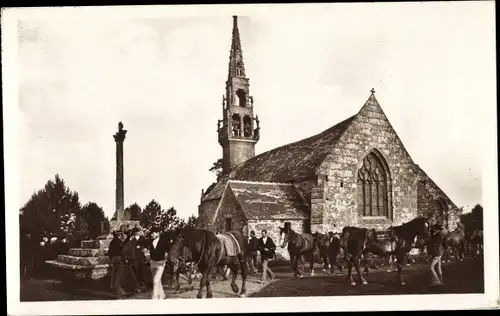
[14,3,495,220]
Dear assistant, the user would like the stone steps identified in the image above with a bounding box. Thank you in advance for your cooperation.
[81,240,101,249]
[57,254,110,266]
[46,260,110,280]
[69,248,106,257]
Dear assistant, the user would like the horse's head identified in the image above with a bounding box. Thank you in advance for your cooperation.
[166,228,184,274]
[279,226,290,248]
[339,227,351,249]
[413,216,431,240]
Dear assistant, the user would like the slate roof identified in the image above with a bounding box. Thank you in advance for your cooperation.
[201,114,356,202]
[229,181,309,220]
[230,115,356,182]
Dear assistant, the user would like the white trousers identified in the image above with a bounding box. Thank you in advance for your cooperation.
[150,260,166,299]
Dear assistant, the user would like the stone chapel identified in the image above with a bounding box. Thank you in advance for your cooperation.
[197,16,461,256]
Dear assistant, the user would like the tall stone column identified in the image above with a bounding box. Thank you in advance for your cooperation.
[113,122,127,223]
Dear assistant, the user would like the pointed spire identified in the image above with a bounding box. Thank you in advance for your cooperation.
[228,16,246,79]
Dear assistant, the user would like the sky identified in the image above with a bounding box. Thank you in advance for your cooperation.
[14,2,496,220]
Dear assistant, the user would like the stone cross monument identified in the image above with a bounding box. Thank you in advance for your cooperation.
[108,122,139,233]
[113,122,127,222]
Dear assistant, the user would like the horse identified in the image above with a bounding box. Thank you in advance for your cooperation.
[341,217,430,286]
[442,221,466,262]
[165,227,248,298]
[469,228,483,257]
[312,232,344,274]
[279,226,315,277]
[385,217,431,285]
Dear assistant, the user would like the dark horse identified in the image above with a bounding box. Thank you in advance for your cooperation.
[161,230,196,291]
[443,221,466,263]
[312,232,344,274]
[341,217,430,286]
[166,227,248,298]
[279,226,315,277]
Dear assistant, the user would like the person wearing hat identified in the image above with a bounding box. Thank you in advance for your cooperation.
[131,227,148,288]
[108,230,126,296]
[428,223,446,286]
[122,229,141,294]
[148,227,169,299]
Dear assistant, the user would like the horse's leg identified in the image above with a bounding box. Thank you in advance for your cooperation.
[175,269,181,291]
[321,249,329,272]
[238,254,247,297]
[347,257,356,286]
[229,259,240,294]
[297,254,304,278]
[197,267,209,299]
[310,251,315,276]
[354,255,368,285]
[396,253,406,286]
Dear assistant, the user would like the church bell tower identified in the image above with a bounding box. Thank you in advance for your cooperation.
[217,16,260,174]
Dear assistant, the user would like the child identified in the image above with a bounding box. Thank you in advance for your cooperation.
[428,224,446,286]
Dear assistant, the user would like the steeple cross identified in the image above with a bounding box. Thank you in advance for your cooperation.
[370,88,376,94]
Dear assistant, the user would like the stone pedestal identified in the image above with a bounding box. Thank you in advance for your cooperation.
[46,239,110,281]
[46,220,141,281]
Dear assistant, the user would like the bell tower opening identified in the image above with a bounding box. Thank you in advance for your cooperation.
[236,89,247,107]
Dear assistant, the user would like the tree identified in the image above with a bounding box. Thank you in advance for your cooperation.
[471,204,483,230]
[160,207,183,231]
[209,158,223,180]
[140,200,185,232]
[81,202,108,239]
[125,203,142,221]
[19,174,82,240]
[185,215,198,228]
[140,200,165,231]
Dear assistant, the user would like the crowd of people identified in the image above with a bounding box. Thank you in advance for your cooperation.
[20,232,72,281]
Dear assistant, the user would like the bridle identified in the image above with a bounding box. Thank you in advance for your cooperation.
[193,231,206,267]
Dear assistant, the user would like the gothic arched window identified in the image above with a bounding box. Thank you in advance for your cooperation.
[357,152,390,217]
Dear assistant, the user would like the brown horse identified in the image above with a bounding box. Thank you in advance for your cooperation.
[443,221,466,262]
[385,217,431,285]
[161,230,195,290]
[166,227,248,298]
[341,217,430,286]
[279,226,315,277]
[312,232,344,274]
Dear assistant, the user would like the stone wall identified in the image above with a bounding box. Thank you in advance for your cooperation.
[228,139,256,172]
[317,96,419,232]
[197,199,220,230]
[213,189,247,232]
[247,219,305,261]
[417,170,461,230]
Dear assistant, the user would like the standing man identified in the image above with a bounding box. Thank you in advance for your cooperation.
[108,230,126,296]
[122,229,141,294]
[428,224,446,286]
[131,227,148,288]
[257,230,276,283]
[247,231,259,274]
[327,231,343,274]
[148,227,168,299]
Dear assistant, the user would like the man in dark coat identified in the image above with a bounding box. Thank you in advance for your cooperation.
[122,229,141,294]
[257,230,276,283]
[327,231,343,274]
[130,227,149,288]
[247,230,259,274]
[108,230,126,296]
